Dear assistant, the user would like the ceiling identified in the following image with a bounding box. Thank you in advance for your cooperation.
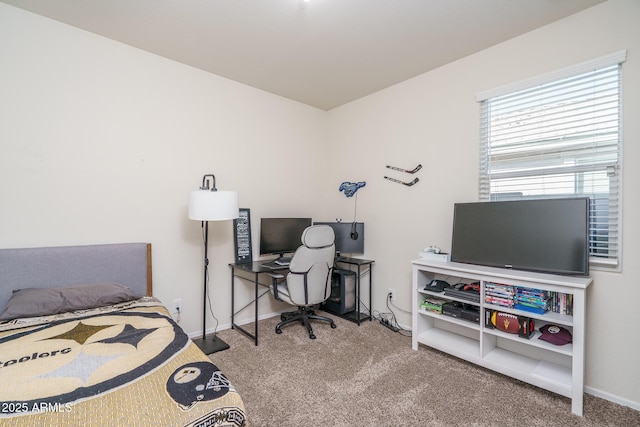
[2,0,606,110]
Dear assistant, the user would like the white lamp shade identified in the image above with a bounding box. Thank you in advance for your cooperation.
[189,190,239,221]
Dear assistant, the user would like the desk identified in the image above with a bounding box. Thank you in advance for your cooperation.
[229,257,374,345]
[328,257,374,324]
[229,261,286,346]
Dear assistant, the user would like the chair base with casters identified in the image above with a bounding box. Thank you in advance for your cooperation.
[275,305,336,339]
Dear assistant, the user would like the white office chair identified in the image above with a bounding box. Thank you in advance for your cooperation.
[270,225,336,339]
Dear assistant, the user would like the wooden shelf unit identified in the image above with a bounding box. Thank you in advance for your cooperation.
[411,259,592,415]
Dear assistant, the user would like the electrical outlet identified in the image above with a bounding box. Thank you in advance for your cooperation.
[387,288,395,301]
[173,299,182,315]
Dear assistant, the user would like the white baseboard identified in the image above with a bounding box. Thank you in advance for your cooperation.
[585,386,640,412]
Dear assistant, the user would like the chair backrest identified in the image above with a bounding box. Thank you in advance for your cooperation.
[286,225,335,306]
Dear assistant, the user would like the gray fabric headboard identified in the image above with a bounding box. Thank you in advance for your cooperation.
[0,242,152,312]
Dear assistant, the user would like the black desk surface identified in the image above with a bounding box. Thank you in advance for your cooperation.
[230,257,373,273]
[335,256,374,265]
[229,261,287,273]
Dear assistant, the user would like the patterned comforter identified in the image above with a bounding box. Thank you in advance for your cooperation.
[0,298,246,426]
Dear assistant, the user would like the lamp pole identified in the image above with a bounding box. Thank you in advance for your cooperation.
[189,173,238,355]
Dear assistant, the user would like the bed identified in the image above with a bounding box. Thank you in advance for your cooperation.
[0,242,246,427]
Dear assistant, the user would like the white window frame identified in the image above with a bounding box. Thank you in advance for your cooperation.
[476,50,626,271]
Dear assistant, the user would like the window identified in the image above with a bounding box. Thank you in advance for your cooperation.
[477,51,626,269]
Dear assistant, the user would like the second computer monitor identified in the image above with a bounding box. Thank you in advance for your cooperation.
[314,222,364,255]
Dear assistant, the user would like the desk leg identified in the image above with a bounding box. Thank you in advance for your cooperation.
[355,263,373,323]
[368,263,372,321]
[230,269,261,346]
[254,272,259,346]
[230,270,262,346]
[231,267,236,329]
[356,265,361,325]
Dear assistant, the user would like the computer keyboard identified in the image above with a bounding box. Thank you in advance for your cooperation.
[260,260,289,270]
[259,256,292,270]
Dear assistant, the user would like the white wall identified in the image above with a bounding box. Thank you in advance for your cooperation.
[1,0,639,410]
[0,2,327,336]
[326,0,640,410]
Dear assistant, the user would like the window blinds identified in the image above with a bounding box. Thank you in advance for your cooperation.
[478,52,625,268]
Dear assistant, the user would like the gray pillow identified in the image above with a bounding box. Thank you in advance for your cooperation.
[0,282,142,321]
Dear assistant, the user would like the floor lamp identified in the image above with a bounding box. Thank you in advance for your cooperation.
[189,174,239,355]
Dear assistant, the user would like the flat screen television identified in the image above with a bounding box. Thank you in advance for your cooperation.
[259,217,312,257]
[450,197,589,276]
[314,222,364,255]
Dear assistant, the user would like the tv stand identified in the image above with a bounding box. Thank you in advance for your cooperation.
[411,259,592,415]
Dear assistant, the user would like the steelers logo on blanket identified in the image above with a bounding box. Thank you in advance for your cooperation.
[0,311,188,414]
[167,361,234,410]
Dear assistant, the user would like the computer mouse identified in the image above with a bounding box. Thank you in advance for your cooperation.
[425,279,450,292]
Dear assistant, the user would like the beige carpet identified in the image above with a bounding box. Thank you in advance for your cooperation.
[212,313,639,426]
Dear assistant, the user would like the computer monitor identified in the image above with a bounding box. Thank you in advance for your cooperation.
[259,217,312,257]
[314,222,364,256]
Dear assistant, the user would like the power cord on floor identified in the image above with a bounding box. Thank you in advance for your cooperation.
[354,299,397,332]
[346,292,410,337]
[374,292,412,337]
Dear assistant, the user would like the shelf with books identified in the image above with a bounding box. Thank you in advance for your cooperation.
[549,291,574,315]
[411,259,591,416]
